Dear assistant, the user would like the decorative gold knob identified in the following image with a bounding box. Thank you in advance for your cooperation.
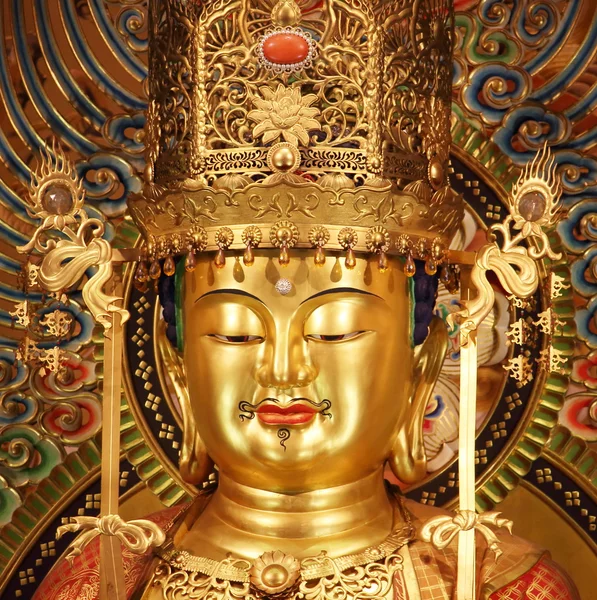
[249,551,300,595]
[271,0,301,27]
[268,143,301,173]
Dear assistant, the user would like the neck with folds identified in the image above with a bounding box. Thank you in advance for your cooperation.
[176,467,399,561]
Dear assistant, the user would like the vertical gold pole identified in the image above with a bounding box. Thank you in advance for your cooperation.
[457,265,476,600]
[99,303,126,600]
[457,327,477,600]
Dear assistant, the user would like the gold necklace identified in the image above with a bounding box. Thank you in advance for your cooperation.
[151,495,415,600]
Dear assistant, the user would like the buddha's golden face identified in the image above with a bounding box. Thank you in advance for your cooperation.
[182,251,443,492]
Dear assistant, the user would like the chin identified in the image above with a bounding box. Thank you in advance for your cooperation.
[248,434,329,468]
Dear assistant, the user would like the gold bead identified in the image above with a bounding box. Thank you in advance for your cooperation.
[345,248,356,270]
[243,245,255,266]
[271,0,301,27]
[215,249,226,269]
[378,251,388,273]
[404,254,416,277]
[272,146,297,172]
[277,227,291,243]
[314,246,326,266]
[429,158,445,190]
[163,255,176,277]
[261,564,289,588]
[185,252,197,272]
[369,156,381,171]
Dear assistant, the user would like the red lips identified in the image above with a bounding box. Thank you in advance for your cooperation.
[256,403,317,425]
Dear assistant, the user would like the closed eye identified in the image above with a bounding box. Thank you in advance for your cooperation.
[307,332,365,342]
[208,335,264,344]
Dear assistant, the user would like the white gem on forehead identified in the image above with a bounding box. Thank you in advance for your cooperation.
[275,278,292,295]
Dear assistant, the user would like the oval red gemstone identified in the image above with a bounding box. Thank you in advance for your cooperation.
[262,33,310,65]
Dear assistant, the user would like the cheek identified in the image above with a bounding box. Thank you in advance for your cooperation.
[309,332,412,424]
[184,340,259,423]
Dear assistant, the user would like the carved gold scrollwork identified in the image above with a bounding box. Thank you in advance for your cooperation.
[37,225,126,331]
[450,145,563,340]
[17,140,128,331]
[352,194,403,225]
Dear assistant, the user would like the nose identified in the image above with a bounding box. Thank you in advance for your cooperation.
[255,327,317,390]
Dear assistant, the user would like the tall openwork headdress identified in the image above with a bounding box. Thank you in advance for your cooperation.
[128,0,462,276]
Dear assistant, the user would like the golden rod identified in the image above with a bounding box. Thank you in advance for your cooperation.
[99,305,127,600]
[457,326,478,600]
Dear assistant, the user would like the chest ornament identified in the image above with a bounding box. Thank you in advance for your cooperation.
[151,502,414,600]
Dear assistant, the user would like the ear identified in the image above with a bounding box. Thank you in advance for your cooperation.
[179,411,214,486]
[157,320,214,485]
[176,355,214,485]
[388,316,448,485]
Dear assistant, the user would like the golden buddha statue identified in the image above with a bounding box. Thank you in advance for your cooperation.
[33,249,580,600]
[29,1,580,599]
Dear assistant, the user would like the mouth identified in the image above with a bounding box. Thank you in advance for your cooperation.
[238,398,332,425]
[256,403,318,425]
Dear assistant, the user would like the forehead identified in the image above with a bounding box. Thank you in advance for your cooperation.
[184,251,410,308]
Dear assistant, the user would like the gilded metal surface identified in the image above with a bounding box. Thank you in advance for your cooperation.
[144,0,452,186]
[129,181,461,258]
[151,551,406,600]
[421,510,512,559]
[454,145,562,340]
[130,0,462,265]
[0,0,594,598]
[18,139,126,330]
[56,513,165,563]
[12,135,164,597]
[148,489,413,600]
[180,254,445,498]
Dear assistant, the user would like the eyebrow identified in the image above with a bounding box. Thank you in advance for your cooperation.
[300,287,382,305]
[195,287,381,305]
[195,289,265,304]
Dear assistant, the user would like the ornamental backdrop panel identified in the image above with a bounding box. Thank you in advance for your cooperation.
[0,1,595,598]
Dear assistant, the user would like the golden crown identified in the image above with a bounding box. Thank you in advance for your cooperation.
[128,0,462,278]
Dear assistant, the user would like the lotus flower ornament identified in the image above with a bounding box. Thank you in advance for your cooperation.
[248,84,321,147]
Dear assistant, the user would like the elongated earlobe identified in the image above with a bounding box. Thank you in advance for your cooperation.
[388,316,448,484]
[180,424,213,486]
[177,357,214,485]
[388,428,426,485]
[157,307,214,485]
